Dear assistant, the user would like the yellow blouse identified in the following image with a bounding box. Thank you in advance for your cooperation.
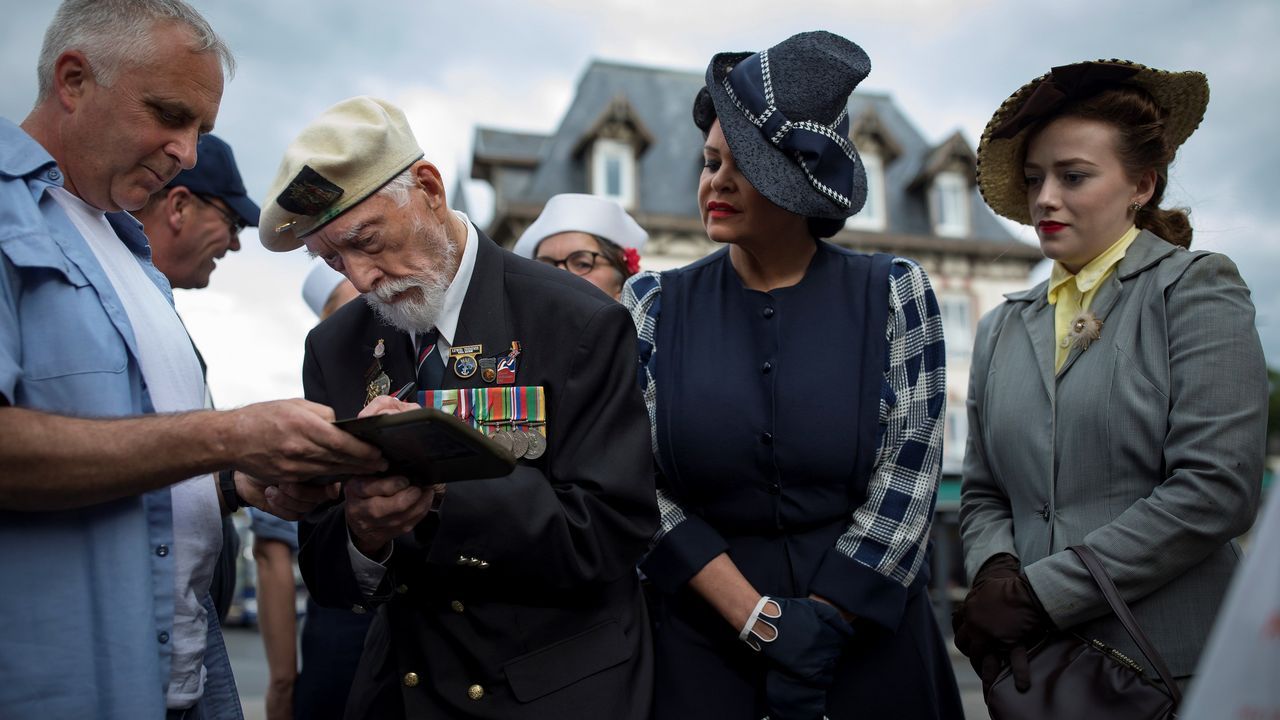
[1046,226,1139,371]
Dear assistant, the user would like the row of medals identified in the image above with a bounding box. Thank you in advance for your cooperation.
[490,427,545,460]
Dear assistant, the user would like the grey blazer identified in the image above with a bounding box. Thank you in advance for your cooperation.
[959,230,1267,677]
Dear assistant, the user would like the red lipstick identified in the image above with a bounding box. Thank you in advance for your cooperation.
[1039,221,1067,235]
[706,201,739,219]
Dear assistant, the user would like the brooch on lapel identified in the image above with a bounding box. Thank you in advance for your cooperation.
[1061,311,1104,352]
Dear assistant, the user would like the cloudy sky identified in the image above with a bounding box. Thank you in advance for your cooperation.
[3,0,1278,408]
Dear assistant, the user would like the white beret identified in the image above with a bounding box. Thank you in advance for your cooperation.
[512,194,648,259]
[301,261,348,318]
[260,96,424,252]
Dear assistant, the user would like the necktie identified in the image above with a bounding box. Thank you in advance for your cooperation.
[416,328,444,390]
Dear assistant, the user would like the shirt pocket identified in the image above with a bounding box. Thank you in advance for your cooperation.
[10,248,129,381]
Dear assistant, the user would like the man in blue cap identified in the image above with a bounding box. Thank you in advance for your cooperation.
[136,133,258,289]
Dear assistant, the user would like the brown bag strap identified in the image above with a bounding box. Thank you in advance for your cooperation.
[1067,545,1182,704]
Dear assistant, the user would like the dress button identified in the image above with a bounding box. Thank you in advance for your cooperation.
[351,604,368,614]
[47,169,61,181]
[450,600,465,613]
[761,361,772,374]
[761,432,773,445]
[396,584,409,594]
[467,684,485,701]
[768,482,781,495]
[1038,503,1051,521]
[157,631,170,644]
[762,307,775,318]
[402,672,420,688]
[155,545,169,557]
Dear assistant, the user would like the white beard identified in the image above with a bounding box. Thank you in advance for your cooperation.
[362,225,459,334]
[363,273,450,335]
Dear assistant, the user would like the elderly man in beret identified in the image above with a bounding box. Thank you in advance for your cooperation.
[0,2,385,718]
[260,96,656,719]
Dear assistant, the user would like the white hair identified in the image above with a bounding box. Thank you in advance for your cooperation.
[374,168,418,208]
[36,0,234,101]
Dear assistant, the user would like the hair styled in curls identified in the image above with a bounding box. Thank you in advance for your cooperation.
[1034,84,1193,248]
[693,87,841,239]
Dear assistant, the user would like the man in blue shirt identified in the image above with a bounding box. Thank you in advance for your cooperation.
[0,2,385,718]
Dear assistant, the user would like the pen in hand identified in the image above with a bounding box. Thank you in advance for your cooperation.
[392,381,417,402]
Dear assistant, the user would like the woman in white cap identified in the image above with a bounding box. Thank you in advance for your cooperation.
[513,193,647,300]
[953,60,1266,704]
[623,31,962,720]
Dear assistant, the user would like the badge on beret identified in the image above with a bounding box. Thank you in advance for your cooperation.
[449,344,482,380]
[276,165,344,216]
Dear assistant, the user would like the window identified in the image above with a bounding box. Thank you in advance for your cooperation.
[939,294,972,358]
[845,152,886,231]
[591,138,636,209]
[930,171,969,238]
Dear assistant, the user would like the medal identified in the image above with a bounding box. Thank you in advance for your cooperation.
[363,338,392,406]
[479,357,497,383]
[508,429,530,458]
[523,431,546,460]
[490,430,514,455]
[448,344,483,380]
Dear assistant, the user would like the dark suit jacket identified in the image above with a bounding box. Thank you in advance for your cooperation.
[298,228,656,719]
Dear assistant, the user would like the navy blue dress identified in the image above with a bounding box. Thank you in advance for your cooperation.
[626,242,962,719]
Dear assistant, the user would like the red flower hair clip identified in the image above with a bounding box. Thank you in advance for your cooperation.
[622,247,641,275]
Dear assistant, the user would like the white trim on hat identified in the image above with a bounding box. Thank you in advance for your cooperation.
[512,194,649,259]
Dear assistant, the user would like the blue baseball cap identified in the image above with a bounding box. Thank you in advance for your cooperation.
[168,134,261,227]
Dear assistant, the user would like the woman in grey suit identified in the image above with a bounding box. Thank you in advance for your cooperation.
[952,60,1268,695]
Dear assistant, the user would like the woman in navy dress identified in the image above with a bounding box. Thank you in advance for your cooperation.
[622,31,962,720]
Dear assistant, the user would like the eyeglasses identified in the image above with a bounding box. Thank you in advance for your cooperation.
[535,250,606,277]
[193,193,248,235]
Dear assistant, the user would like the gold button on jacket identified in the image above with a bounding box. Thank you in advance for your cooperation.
[450,600,465,613]
[467,684,484,701]
[402,672,419,688]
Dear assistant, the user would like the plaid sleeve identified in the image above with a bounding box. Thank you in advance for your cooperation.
[808,257,946,629]
[622,272,687,542]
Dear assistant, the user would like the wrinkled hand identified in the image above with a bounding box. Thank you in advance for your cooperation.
[359,395,419,417]
[345,476,440,559]
[952,553,1051,691]
[750,597,853,719]
[237,472,340,521]
[228,399,385,482]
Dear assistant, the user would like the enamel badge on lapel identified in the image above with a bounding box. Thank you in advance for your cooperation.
[449,344,483,380]
[364,338,392,406]
[495,341,521,385]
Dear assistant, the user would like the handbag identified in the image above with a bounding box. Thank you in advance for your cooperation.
[985,545,1182,720]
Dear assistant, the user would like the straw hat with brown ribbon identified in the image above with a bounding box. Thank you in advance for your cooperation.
[975,59,1209,225]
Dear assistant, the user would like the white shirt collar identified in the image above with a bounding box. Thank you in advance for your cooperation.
[430,210,478,347]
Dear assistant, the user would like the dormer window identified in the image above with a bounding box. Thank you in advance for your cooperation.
[591,138,636,209]
[930,171,970,238]
[845,152,886,231]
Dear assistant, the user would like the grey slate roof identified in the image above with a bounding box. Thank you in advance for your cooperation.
[476,59,1017,243]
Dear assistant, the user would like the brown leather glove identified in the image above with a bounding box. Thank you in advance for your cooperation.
[952,553,1052,692]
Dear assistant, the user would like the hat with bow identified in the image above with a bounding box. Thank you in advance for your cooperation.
[976,59,1209,224]
[700,31,872,220]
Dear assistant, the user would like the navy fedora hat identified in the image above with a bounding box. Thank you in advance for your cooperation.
[701,30,871,220]
[168,134,260,228]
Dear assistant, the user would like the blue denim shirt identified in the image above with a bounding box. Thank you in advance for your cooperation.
[0,118,242,719]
